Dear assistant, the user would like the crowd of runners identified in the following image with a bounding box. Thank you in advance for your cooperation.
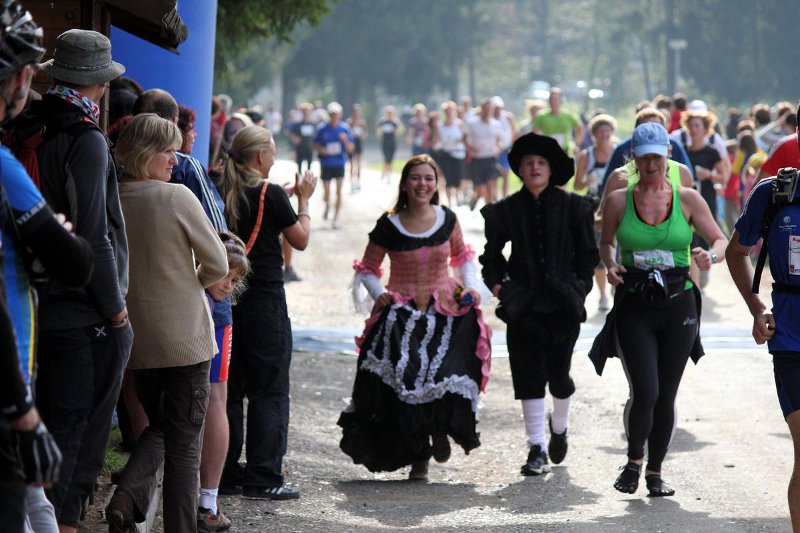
[4,2,800,533]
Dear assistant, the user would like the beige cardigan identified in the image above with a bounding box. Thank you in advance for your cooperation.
[119,180,228,369]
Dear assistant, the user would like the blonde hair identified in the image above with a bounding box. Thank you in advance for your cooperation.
[222,125,274,228]
[116,113,182,179]
[588,113,617,135]
[218,230,251,302]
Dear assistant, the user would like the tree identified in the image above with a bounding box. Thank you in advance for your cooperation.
[214,0,332,86]
[281,0,484,113]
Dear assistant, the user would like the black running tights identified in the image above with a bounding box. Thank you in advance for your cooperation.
[615,288,697,473]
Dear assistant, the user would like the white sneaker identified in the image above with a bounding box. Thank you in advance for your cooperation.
[598,295,610,311]
[332,219,341,230]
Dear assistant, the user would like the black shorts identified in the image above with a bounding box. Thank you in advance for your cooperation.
[438,152,465,188]
[382,137,396,164]
[351,138,363,156]
[321,165,345,181]
[773,351,800,418]
[470,157,498,186]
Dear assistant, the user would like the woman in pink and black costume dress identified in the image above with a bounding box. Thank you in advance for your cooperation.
[339,154,492,481]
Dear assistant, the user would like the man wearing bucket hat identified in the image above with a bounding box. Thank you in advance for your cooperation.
[480,133,598,475]
[26,29,132,532]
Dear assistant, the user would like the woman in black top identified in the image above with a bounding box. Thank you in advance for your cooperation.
[683,111,726,287]
[377,105,402,181]
[219,125,317,500]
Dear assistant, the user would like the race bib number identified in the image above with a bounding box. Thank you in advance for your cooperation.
[789,235,800,275]
[382,123,394,133]
[353,126,364,136]
[550,133,566,148]
[326,142,342,155]
[300,124,314,136]
[632,249,675,270]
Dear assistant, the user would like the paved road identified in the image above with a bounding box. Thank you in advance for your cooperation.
[83,154,789,532]
[235,154,792,533]
[78,151,792,533]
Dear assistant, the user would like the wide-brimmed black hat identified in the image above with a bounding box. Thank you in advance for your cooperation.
[508,133,575,186]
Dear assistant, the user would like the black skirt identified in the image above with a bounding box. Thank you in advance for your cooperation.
[338,300,483,472]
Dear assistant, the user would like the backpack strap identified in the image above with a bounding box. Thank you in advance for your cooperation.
[752,198,779,294]
[245,181,269,254]
[752,193,800,293]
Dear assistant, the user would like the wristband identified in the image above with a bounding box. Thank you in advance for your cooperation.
[110,313,128,327]
[297,212,311,221]
[709,250,718,264]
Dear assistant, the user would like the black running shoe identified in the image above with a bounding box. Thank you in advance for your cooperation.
[242,485,300,500]
[645,474,676,497]
[520,445,551,476]
[547,415,568,465]
[614,462,642,494]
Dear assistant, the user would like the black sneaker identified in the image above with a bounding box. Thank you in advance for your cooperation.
[520,445,551,476]
[242,485,300,500]
[547,415,568,465]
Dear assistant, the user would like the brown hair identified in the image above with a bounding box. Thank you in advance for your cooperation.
[389,155,440,214]
[681,112,715,136]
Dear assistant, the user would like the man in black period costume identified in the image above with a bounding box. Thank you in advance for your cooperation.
[480,133,598,475]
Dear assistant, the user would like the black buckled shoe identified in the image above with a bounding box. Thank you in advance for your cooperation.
[645,473,676,497]
[614,462,642,494]
[520,445,551,476]
[432,433,451,464]
[547,415,568,465]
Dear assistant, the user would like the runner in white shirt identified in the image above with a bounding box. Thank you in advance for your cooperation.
[465,99,503,209]
[438,101,467,207]
[491,96,516,198]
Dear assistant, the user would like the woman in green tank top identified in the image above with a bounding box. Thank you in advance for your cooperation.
[594,123,728,498]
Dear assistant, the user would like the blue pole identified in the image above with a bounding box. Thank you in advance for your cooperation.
[110,0,218,169]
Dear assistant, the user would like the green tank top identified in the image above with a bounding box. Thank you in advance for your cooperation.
[617,180,693,270]
[623,159,682,186]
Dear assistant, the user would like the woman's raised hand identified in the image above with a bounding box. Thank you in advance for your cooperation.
[295,170,318,199]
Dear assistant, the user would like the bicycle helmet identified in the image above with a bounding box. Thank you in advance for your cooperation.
[0,1,44,80]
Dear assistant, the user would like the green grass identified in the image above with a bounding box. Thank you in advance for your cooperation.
[103,427,129,475]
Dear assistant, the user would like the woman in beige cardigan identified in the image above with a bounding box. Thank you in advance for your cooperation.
[105,113,228,533]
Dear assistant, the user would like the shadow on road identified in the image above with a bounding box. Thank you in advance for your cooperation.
[335,479,495,527]
[494,468,600,514]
